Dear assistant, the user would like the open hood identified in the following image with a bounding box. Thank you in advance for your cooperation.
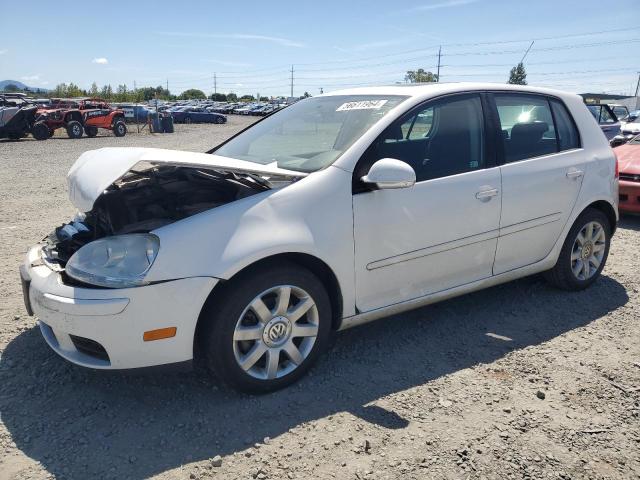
[67,147,307,211]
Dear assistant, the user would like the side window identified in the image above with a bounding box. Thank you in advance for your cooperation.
[599,107,616,124]
[495,94,557,163]
[549,99,580,151]
[365,95,484,183]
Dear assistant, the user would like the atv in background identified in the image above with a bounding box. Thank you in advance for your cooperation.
[0,93,48,141]
[77,98,127,137]
[35,99,85,139]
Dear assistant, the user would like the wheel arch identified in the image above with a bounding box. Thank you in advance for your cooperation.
[194,252,344,356]
[65,111,82,123]
[584,199,617,235]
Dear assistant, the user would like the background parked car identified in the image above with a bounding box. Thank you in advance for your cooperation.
[615,134,640,214]
[171,106,226,124]
[586,103,621,140]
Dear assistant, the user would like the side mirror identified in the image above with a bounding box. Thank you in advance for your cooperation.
[361,158,416,190]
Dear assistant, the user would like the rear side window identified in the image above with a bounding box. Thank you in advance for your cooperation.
[495,94,557,163]
[550,99,580,151]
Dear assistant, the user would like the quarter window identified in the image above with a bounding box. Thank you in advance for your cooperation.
[361,94,485,183]
[549,99,580,151]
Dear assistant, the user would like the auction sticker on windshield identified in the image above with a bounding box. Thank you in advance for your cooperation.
[336,100,388,111]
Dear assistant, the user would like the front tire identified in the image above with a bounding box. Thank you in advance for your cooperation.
[544,208,611,291]
[66,120,83,139]
[112,120,127,137]
[200,263,332,393]
[32,122,50,140]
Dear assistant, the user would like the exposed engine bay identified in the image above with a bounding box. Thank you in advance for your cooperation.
[42,164,281,267]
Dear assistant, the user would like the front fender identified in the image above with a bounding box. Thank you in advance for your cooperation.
[146,165,357,317]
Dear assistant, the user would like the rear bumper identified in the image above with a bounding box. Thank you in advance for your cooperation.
[619,180,640,213]
[22,245,217,370]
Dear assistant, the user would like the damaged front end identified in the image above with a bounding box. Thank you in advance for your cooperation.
[43,164,276,268]
[39,148,305,286]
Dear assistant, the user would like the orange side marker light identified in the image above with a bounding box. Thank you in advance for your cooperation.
[143,327,177,341]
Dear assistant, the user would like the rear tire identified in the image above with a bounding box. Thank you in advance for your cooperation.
[85,126,98,137]
[544,208,611,291]
[199,263,332,393]
[32,122,50,141]
[66,120,83,139]
[112,120,127,137]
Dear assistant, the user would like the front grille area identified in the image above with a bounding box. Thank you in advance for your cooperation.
[69,335,110,362]
[620,173,640,182]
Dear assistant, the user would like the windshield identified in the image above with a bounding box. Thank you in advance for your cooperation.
[213,95,407,172]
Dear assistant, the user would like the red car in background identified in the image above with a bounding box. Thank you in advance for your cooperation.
[616,134,640,214]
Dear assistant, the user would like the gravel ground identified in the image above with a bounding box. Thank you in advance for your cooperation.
[1,122,639,480]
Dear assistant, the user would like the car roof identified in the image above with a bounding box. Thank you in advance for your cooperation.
[322,82,581,102]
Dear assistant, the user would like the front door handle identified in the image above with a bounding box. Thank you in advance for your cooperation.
[475,187,499,201]
[566,169,584,179]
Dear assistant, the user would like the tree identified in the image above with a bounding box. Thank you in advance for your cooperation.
[210,93,227,101]
[405,69,438,83]
[259,96,269,102]
[226,93,238,102]
[89,82,99,96]
[3,83,19,92]
[302,91,311,98]
[239,94,255,102]
[508,62,527,85]
[180,89,206,100]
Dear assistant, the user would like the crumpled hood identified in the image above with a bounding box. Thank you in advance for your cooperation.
[67,147,306,212]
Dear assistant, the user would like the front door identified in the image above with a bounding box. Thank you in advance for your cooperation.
[352,93,502,312]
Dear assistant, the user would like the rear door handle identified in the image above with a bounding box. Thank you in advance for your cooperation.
[566,169,584,179]
[475,187,499,200]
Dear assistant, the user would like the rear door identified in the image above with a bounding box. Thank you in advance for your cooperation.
[491,93,585,274]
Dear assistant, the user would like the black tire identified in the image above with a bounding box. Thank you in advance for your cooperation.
[544,208,611,291]
[32,122,50,140]
[199,262,332,393]
[85,126,98,137]
[112,120,127,137]
[66,120,83,139]
[215,116,224,124]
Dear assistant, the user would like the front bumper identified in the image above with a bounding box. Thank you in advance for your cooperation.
[21,245,218,369]
[619,180,640,214]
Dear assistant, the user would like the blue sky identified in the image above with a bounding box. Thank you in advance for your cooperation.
[1,0,638,97]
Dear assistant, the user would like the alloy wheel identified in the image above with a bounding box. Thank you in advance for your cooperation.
[232,285,319,380]
[570,221,606,281]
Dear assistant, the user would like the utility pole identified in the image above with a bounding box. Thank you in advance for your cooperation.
[290,65,294,98]
[214,73,217,97]
[635,71,640,97]
[520,40,535,64]
[436,46,442,82]
[166,78,169,94]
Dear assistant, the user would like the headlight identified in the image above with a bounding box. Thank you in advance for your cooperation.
[66,234,160,288]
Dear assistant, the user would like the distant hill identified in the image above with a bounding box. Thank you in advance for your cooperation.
[0,79,49,93]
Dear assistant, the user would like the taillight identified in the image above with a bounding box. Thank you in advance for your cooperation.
[614,151,619,178]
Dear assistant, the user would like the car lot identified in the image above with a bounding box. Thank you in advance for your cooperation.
[0,123,639,479]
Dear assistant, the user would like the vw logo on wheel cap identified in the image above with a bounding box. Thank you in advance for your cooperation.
[262,317,291,347]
